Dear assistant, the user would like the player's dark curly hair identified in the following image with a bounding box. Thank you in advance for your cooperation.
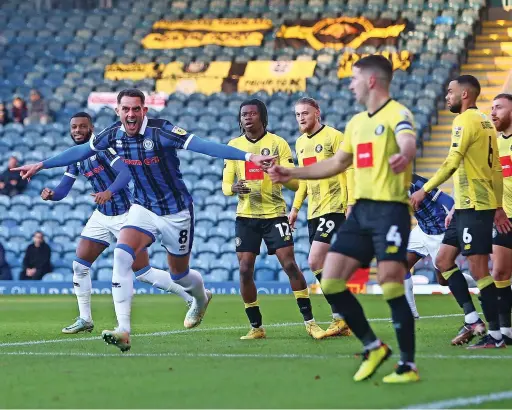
[71,112,92,122]
[238,99,268,133]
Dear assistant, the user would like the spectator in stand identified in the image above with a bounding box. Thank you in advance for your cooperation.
[20,231,52,281]
[0,156,27,197]
[99,0,113,8]
[11,97,27,124]
[25,89,50,125]
[0,103,9,126]
[0,241,12,280]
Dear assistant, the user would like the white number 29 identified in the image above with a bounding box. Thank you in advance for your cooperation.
[386,225,402,247]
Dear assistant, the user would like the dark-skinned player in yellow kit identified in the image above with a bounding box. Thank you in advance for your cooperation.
[269,55,419,383]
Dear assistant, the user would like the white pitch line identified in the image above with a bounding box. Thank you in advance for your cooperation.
[0,313,465,349]
[1,351,512,361]
[405,390,512,409]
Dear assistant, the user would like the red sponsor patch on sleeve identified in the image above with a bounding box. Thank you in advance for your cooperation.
[303,156,317,166]
[500,156,512,178]
[356,142,373,168]
[245,161,264,180]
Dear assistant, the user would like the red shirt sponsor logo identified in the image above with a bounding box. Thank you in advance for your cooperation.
[303,156,317,166]
[356,142,373,168]
[123,156,160,166]
[500,155,512,178]
[245,161,264,180]
[84,165,105,177]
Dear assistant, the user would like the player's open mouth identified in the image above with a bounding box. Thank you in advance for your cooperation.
[126,119,137,131]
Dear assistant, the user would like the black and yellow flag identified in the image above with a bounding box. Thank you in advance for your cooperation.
[276,17,409,50]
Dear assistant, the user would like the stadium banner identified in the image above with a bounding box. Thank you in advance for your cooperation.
[87,92,168,112]
[237,77,307,95]
[0,281,294,295]
[243,60,317,78]
[141,18,273,49]
[104,63,163,81]
[337,50,412,78]
[276,16,408,50]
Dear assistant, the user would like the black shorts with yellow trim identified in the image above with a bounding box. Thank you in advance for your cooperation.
[441,214,459,249]
[329,199,410,267]
[455,209,494,256]
[235,216,293,255]
[493,218,512,250]
[307,212,346,245]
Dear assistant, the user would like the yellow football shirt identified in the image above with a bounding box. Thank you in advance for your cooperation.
[424,108,501,210]
[292,125,354,219]
[222,131,295,219]
[341,99,416,205]
[498,133,512,217]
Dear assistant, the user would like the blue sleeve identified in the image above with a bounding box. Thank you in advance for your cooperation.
[42,144,95,169]
[51,174,76,201]
[158,122,194,149]
[106,156,132,194]
[436,191,454,210]
[186,135,247,161]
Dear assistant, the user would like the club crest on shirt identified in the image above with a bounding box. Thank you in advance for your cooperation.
[116,140,123,148]
[143,139,154,151]
[454,126,463,138]
[261,148,270,155]
[172,126,187,135]
[315,144,323,153]
[375,125,385,135]
[90,155,97,161]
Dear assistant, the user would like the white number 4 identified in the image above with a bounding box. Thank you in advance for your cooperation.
[386,225,402,247]
[463,227,472,244]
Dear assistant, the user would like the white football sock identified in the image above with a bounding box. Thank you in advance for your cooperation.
[135,266,193,304]
[73,260,92,322]
[489,330,503,340]
[465,311,480,324]
[404,277,419,317]
[173,268,207,305]
[501,327,512,338]
[112,247,134,333]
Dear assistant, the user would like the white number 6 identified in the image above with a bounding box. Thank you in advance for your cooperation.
[462,227,472,244]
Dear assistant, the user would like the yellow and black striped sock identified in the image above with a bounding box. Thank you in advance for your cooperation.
[382,282,415,364]
[477,276,500,332]
[321,278,377,346]
[244,301,262,328]
[496,279,512,328]
[313,269,323,281]
[293,289,314,322]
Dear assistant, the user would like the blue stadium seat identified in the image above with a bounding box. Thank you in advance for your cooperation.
[42,272,65,282]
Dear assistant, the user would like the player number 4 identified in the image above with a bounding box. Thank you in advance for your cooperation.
[317,218,335,234]
[386,225,402,247]
[275,222,291,237]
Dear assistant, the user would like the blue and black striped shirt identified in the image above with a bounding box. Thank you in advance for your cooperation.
[90,117,193,216]
[409,173,454,236]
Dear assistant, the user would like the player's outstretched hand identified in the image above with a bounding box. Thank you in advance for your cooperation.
[232,180,251,195]
[388,154,410,174]
[10,162,43,180]
[268,165,292,184]
[288,207,298,230]
[250,154,277,169]
[41,188,54,201]
[495,207,512,234]
[410,188,427,211]
[91,190,113,205]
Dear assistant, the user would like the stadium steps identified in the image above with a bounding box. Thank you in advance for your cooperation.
[415,20,507,195]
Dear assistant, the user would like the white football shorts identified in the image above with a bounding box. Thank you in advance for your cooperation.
[407,225,444,269]
[122,203,194,256]
[80,209,128,247]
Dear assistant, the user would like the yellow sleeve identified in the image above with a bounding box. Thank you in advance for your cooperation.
[292,180,307,210]
[423,117,469,193]
[279,138,299,191]
[345,166,355,205]
[222,142,236,196]
[340,119,353,154]
[389,106,416,139]
[492,135,503,207]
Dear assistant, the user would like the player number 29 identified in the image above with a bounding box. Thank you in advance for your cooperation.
[317,218,335,234]
[275,222,291,237]
[386,225,402,247]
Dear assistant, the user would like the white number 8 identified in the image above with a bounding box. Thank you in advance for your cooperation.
[462,227,472,244]
[386,225,402,247]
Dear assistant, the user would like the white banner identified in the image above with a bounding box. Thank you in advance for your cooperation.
[87,92,168,112]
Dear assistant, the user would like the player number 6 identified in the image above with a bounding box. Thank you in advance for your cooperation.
[462,227,472,244]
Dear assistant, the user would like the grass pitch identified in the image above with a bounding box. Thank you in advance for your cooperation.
[1,294,511,408]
